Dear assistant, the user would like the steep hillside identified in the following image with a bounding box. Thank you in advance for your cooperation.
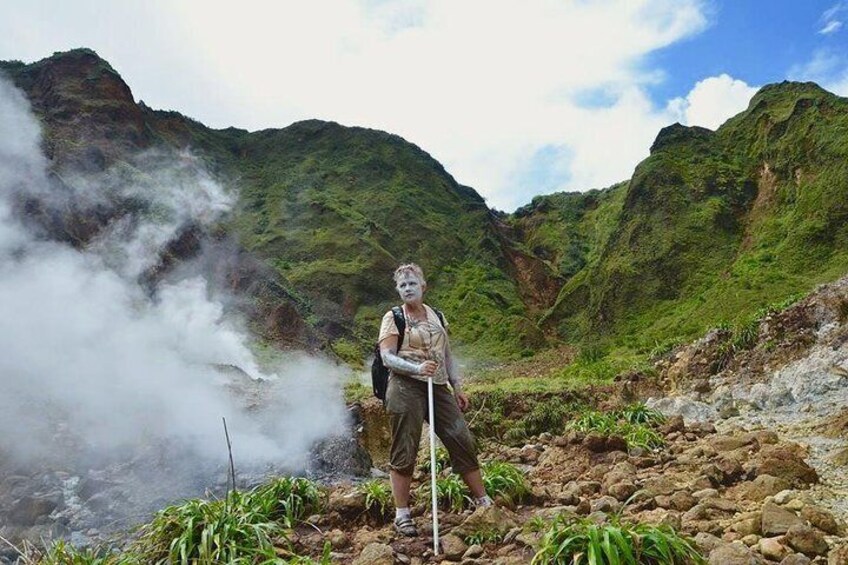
[3,49,848,364]
[0,48,541,359]
[545,83,848,352]
[230,119,540,358]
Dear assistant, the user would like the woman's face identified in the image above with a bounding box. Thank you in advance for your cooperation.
[396,273,424,304]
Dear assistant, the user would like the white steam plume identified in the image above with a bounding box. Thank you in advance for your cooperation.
[0,75,346,473]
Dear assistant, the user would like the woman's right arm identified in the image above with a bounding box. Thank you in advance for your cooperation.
[380,336,437,376]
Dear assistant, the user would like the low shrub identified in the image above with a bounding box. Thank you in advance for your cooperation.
[418,445,451,474]
[532,515,705,564]
[133,476,323,564]
[358,479,392,518]
[567,408,665,450]
[481,461,531,505]
[417,474,471,513]
[22,540,139,565]
[617,403,666,426]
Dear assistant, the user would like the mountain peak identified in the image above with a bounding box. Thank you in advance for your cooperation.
[649,123,714,154]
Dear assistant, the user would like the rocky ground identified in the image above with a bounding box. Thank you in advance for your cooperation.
[296,415,846,564]
[292,276,848,564]
[2,277,847,564]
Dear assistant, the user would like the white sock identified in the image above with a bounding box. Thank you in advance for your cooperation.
[395,507,411,520]
[475,495,493,507]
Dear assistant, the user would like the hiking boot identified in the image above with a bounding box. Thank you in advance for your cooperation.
[394,515,418,537]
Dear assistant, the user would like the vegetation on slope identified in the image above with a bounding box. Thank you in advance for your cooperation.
[5,50,848,370]
[542,82,848,362]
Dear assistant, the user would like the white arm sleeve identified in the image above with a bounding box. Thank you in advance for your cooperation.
[381,350,424,375]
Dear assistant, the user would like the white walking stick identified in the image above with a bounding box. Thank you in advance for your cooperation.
[428,375,440,555]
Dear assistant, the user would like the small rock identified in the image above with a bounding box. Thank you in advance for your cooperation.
[440,534,468,560]
[643,476,679,497]
[327,489,367,516]
[326,529,349,549]
[755,451,818,486]
[774,489,797,505]
[741,534,760,546]
[785,498,805,512]
[353,528,391,547]
[452,506,519,540]
[828,544,848,565]
[784,524,828,557]
[779,554,811,565]
[693,488,719,500]
[669,490,697,511]
[463,544,484,559]
[759,537,791,561]
[607,481,638,502]
[800,505,840,535]
[660,414,685,434]
[590,496,620,514]
[8,495,61,526]
[352,543,393,565]
[761,502,804,536]
[694,532,723,553]
[708,542,765,564]
[731,516,762,537]
[735,475,791,502]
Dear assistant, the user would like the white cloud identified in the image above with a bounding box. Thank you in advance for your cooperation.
[0,0,710,210]
[789,49,848,96]
[666,74,759,130]
[820,20,843,34]
[820,2,846,34]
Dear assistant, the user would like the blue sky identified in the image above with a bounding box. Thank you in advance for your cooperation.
[647,1,848,103]
[1,1,847,210]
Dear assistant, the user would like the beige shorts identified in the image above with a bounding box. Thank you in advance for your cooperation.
[385,374,479,476]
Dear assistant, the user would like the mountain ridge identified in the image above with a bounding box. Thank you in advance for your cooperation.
[3,47,847,363]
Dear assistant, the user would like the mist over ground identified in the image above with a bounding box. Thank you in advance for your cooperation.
[0,75,348,479]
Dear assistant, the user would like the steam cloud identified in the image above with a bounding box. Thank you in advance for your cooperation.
[0,76,347,475]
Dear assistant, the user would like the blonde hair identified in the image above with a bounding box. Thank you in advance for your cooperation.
[393,263,426,286]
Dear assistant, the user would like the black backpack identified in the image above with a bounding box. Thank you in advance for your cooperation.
[371,306,445,402]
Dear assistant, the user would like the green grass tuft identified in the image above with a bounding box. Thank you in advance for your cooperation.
[481,461,531,506]
[532,515,705,564]
[133,477,323,564]
[358,479,393,518]
[567,407,665,450]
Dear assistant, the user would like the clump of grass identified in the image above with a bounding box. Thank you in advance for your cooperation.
[20,540,138,565]
[418,474,471,513]
[532,515,705,564]
[358,479,392,518]
[133,476,323,564]
[500,398,583,444]
[567,408,665,450]
[134,491,282,564]
[481,461,531,506]
[647,337,683,359]
[464,530,504,545]
[250,476,324,528]
[526,515,548,533]
[419,445,451,474]
[617,403,666,426]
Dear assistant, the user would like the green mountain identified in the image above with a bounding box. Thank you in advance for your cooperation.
[542,82,848,353]
[3,49,848,365]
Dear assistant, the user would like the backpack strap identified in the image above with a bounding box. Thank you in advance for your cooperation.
[432,307,446,328]
[391,306,406,351]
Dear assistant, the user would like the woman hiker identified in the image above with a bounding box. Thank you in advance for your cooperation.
[378,263,492,537]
